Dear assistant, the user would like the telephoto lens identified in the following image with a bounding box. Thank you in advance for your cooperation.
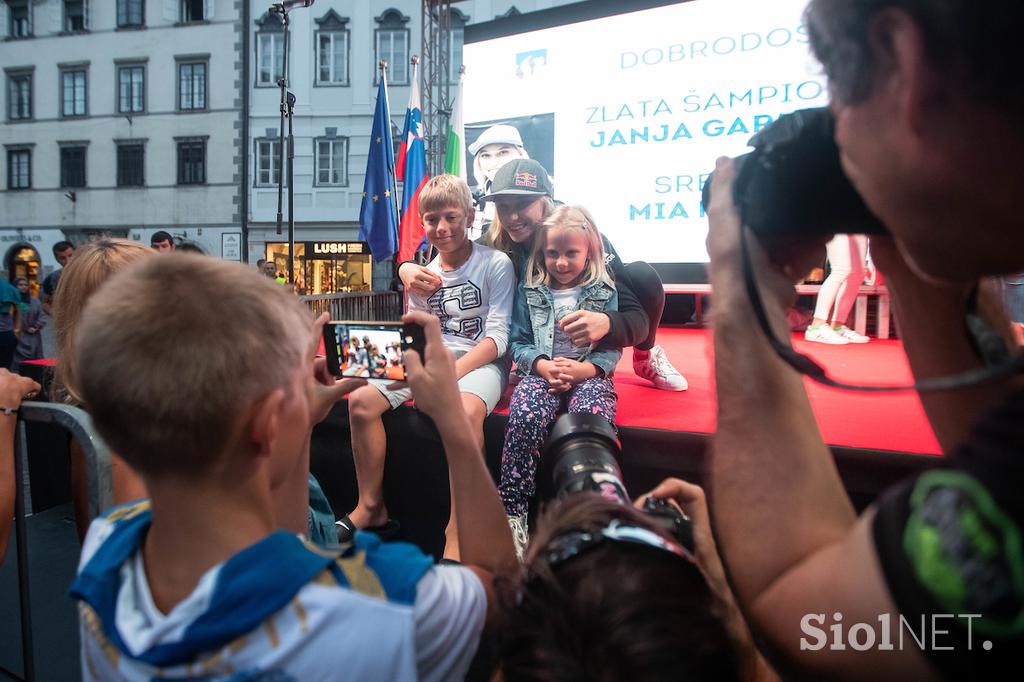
[541,413,628,504]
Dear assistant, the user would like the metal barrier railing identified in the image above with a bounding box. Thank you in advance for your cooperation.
[299,291,403,321]
[11,402,112,682]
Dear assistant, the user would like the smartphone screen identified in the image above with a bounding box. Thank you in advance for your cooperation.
[324,321,407,385]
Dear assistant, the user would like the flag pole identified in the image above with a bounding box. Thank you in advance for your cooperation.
[379,60,402,237]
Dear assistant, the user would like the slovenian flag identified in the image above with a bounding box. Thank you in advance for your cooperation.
[397,58,429,263]
[444,68,466,181]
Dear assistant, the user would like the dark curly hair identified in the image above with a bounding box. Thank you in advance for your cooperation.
[805,0,1021,112]
[499,493,741,682]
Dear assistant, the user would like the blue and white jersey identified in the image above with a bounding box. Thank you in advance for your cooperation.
[72,501,486,681]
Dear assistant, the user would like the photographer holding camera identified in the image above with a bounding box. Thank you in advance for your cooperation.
[502,415,775,681]
[705,1,1023,680]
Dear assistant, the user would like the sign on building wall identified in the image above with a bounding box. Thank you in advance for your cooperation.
[222,232,242,261]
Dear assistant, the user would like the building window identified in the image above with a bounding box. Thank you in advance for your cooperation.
[315,137,348,186]
[177,139,206,185]
[118,65,144,113]
[60,146,86,188]
[315,10,349,86]
[178,61,207,111]
[7,149,30,189]
[375,9,410,85]
[117,0,143,27]
[255,13,284,86]
[61,70,87,118]
[116,143,144,186]
[64,0,86,32]
[7,73,32,120]
[181,0,204,22]
[8,1,31,38]
[255,138,281,187]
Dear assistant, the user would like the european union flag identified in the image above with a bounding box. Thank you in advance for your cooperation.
[359,79,399,261]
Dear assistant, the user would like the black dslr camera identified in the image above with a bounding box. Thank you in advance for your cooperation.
[540,413,694,552]
[701,107,886,238]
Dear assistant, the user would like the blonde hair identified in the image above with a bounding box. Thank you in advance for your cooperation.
[525,205,612,289]
[75,255,310,478]
[53,239,154,405]
[418,174,474,216]
[484,195,556,257]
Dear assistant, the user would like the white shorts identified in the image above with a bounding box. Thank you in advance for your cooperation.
[373,352,510,415]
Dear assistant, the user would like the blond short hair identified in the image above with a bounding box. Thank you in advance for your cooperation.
[75,255,310,478]
[53,239,155,405]
[525,205,613,289]
[418,174,474,216]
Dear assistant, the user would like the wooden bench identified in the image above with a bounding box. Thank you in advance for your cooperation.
[663,283,891,339]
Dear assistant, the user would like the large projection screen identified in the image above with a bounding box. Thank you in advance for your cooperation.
[463,0,827,281]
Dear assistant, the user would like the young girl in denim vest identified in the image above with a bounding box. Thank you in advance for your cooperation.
[500,205,621,556]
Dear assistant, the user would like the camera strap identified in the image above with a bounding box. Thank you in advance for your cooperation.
[739,227,1024,392]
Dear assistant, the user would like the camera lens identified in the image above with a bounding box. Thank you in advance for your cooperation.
[541,413,628,504]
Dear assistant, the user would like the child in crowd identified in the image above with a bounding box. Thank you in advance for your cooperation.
[500,206,621,555]
[70,256,514,680]
[340,174,516,560]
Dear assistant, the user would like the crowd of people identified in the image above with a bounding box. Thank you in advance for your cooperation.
[0,0,1019,679]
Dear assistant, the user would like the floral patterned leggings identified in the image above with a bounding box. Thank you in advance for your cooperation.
[499,375,618,517]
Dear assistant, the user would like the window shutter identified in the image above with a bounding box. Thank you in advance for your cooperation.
[83,0,90,29]
[204,0,214,20]
[163,0,178,22]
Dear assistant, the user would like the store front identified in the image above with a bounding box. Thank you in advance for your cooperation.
[2,243,43,297]
[265,241,372,295]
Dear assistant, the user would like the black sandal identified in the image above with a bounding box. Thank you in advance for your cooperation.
[336,515,401,544]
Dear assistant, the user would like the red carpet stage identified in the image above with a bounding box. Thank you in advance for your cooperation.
[494,327,941,456]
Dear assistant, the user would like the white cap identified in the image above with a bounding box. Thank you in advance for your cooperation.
[468,124,524,156]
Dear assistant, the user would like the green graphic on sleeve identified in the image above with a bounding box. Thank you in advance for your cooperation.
[904,470,1024,636]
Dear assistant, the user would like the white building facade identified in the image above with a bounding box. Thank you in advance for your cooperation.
[246,0,576,289]
[0,0,243,281]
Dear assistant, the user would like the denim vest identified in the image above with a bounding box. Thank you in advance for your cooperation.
[510,279,622,378]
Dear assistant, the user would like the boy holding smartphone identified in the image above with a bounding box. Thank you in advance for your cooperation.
[70,256,515,680]
[341,175,516,561]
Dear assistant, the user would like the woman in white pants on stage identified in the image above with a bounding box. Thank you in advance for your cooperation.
[805,234,870,344]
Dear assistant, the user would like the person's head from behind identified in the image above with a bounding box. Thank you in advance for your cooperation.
[419,174,475,255]
[53,239,154,405]
[502,492,740,682]
[75,256,311,489]
[150,231,175,252]
[526,205,610,290]
[805,0,1023,280]
[53,241,75,268]
[484,159,556,251]
[470,124,529,188]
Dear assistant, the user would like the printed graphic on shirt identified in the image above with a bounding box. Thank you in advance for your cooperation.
[552,301,580,359]
[427,282,484,341]
[903,470,1024,635]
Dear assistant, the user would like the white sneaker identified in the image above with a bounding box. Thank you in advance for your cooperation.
[508,513,529,562]
[804,324,849,344]
[633,345,688,391]
[833,325,869,343]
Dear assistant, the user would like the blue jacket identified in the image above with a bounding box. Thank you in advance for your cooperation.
[510,278,622,378]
